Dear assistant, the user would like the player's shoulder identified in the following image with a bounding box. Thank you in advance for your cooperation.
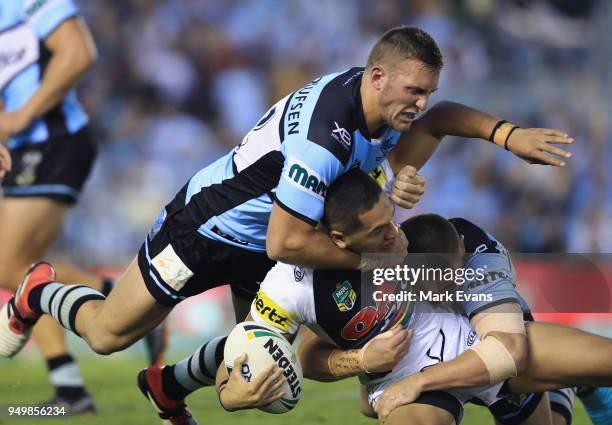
[449,217,501,255]
[260,263,314,294]
[254,263,315,331]
[22,0,75,18]
[284,67,365,166]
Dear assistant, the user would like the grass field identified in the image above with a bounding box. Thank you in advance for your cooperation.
[0,358,593,424]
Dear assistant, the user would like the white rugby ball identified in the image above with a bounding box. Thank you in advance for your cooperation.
[224,321,303,414]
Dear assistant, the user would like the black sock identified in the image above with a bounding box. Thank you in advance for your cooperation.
[161,365,192,401]
[46,354,87,401]
[27,284,48,315]
[101,279,114,297]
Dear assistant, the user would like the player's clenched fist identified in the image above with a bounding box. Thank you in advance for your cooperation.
[390,165,425,209]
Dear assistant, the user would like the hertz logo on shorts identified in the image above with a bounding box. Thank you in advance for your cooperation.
[252,290,294,333]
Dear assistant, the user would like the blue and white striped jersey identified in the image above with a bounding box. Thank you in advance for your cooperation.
[0,0,88,149]
[184,68,401,252]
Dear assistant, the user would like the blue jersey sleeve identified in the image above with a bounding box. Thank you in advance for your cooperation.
[461,252,525,318]
[275,140,343,225]
[23,0,78,39]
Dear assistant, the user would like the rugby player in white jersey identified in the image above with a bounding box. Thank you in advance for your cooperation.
[214,170,612,425]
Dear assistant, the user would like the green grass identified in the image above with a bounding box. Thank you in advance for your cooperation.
[0,357,593,424]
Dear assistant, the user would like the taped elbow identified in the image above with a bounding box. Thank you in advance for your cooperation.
[470,336,519,384]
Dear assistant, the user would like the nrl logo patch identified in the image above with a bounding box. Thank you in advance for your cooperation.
[332,280,357,312]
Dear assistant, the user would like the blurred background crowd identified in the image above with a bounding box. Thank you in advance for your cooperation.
[55,0,612,268]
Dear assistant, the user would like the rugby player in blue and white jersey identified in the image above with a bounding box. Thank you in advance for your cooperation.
[0,26,574,424]
[0,0,109,413]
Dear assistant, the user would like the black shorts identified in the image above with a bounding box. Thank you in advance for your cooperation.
[2,127,97,204]
[138,185,276,307]
[413,391,464,424]
[486,390,544,425]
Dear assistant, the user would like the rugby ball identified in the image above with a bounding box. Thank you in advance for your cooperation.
[224,321,303,414]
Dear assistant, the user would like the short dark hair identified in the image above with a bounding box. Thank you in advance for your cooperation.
[322,169,383,234]
[400,214,460,253]
[366,26,443,72]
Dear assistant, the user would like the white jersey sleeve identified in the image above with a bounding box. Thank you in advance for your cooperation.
[250,263,317,335]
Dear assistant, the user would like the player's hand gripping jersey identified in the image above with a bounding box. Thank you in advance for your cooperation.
[184,68,401,252]
[0,0,89,149]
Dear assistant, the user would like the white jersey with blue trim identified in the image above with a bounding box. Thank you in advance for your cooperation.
[0,0,88,149]
[185,68,401,252]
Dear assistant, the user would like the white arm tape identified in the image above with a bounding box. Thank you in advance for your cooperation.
[469,336,518,384]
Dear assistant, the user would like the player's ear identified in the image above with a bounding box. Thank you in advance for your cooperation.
[329,230,348,249]
[369,65,385,91]
[459,234,465,253]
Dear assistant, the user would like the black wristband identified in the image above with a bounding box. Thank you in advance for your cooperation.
[504,126,520,151]
[488,120,507,143]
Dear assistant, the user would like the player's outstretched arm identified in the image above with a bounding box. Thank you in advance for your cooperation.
[389,100,573,173]
[0,17,97,141]
[267,203,361,269]
[298,326,412,381]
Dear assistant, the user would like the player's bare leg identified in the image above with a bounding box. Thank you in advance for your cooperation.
[70,258,172,354]
[0,198,110,354]
[0,257,171,359]
[383,403,455,425]
[509,322,612,394]
[0,197,98,412]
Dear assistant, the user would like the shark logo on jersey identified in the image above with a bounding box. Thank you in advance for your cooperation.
[376,136,395,161]
[331,121,351,150]
[284,156,328,199]
[149,208,167,241]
